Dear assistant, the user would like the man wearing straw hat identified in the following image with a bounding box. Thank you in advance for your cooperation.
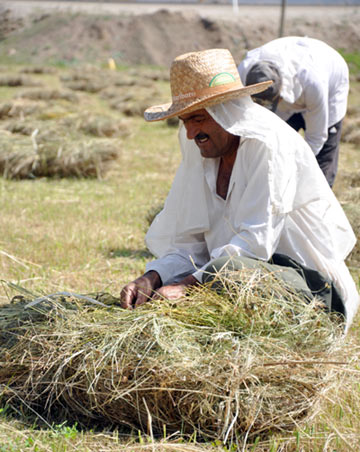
[120,48,359,333]
[237,37,349,188]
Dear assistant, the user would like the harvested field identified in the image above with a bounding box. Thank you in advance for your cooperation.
[0,3,359,451]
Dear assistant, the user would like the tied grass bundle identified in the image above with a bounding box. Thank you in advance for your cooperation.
[0,269,348,442]
[0,131,120,179]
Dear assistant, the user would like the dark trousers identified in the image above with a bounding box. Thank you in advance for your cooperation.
[286,113,343,188]
[202,254,346,318]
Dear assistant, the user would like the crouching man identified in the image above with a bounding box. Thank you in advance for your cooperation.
[120,48,359,333]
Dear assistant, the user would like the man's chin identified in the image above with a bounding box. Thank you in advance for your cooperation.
[200,149,215,159]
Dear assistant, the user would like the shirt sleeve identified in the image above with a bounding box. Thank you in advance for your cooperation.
[145,232,209,286]
[300,73,329,155]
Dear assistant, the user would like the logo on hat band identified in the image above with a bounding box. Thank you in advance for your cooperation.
[172,91,196,102]
[209,72,237,87]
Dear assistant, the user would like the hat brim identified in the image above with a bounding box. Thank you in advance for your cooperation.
[144,80,273,122]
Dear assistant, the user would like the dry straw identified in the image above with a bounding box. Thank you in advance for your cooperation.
[0,74,41,87]
[17,88,78,103]
[0,268,353,444]
[0,100,42,119]
[0,130,120,179]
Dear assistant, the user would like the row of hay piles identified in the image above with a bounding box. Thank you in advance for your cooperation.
[0,65,171,179]
[0,269,350,443]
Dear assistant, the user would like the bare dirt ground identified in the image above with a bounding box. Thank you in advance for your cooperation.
[1,1,360,67]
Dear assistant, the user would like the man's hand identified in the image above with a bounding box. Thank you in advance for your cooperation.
[120,271,161,309]
[153,275,199,301]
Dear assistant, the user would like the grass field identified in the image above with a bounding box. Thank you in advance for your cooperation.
[0,57,359,451]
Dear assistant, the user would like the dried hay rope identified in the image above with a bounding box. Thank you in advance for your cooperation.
[0,130,120,179]
[0,269,351,443]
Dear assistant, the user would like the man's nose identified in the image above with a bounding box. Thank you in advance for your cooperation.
[185,122,200,140]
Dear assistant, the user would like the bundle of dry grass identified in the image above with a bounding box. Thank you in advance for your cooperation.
[60,69,153,93]
[336,170,360,267]
[128,67,170,82]
[107,87,164,117]
[341,117,360,145]
[0,74,41,87]
[17,88,78,103]
[0,100,42,119]
[0,269,350,444]
[65,114,131,138]
[20,66,57,75]
[0,130,120,179]
[344,206,360,267]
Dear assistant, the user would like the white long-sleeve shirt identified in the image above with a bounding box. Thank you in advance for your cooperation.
[237,37,349,155]
[145,98,359,331]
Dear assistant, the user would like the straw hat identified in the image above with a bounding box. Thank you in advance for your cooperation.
[144,48,273,122]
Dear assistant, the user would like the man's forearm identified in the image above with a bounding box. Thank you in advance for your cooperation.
[144,270,162,290]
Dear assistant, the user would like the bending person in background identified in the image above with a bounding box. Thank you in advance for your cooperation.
[237,36,349,187]
[120,48,359,333]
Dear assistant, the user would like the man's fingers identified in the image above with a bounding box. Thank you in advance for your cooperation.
[153,284,185,300]
[120,285,136,309]
[120,272,162,309]
[134,290,150,308]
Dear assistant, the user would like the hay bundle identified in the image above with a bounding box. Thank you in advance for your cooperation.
[0,100,42,119]
[67,115,131,138]
[0,131,120,179]
[128,67,170,82]
[341,117,360,145]
[0,270,348,442]
[64,79,106,93]
[5,114,130,139]
[107,88,164,117]
[17,88,78,103]
[0,74,40,87]
[20,66,57,75]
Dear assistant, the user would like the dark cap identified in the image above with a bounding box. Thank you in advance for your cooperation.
[245,61,282,110]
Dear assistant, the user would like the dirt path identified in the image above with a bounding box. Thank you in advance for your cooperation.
[3,1,360,22]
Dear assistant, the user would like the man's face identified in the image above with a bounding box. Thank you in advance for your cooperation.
[178,109,239,159]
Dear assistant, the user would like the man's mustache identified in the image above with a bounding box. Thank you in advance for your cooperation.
[195,133,209,141]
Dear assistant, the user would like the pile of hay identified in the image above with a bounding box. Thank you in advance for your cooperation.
[342,106,360,145]
[106,87,164,117]
[0,100,42,119]
[342,117,360,145]
[59,68,161,94]
[17,88,78,103]
[340,172,360,268]
[0,74,41,87]
[0,269,350,443]
[0,130,120,179]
